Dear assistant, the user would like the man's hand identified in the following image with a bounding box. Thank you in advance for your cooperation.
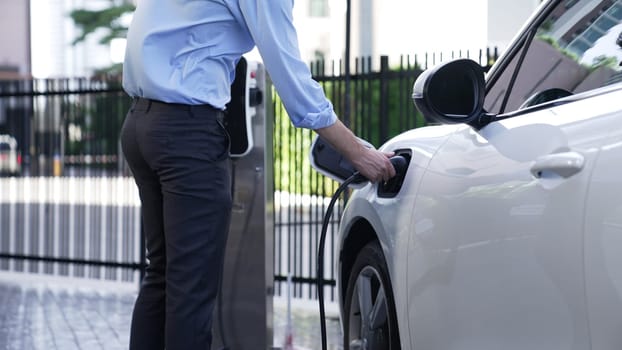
[350,147,395,183]
[314,120,396,183]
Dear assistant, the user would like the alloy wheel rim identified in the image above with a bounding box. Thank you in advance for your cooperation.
[347,265,391,350]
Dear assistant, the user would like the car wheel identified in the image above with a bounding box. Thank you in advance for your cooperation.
[343,241,400,350]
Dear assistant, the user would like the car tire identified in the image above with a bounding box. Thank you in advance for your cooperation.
[343,241,400,350]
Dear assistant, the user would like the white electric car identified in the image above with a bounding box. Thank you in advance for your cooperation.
[316,0,622,349]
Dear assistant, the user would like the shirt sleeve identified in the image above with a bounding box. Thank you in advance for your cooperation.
[238,0,337,130]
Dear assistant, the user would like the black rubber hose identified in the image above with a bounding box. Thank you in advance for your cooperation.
[317,172,364,350]
[317,155,407,350]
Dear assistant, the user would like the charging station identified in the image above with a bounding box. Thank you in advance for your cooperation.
[212,57,274,350]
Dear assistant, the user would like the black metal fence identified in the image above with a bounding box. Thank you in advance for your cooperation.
[0,78,143,282]
[0,49,498,298]
[0,78,132,177]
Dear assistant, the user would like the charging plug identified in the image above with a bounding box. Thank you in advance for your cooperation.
[377,155,410,197]
[390,155,408,176]
[350,154,408,184]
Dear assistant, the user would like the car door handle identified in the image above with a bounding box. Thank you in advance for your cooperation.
[530,151,584,179]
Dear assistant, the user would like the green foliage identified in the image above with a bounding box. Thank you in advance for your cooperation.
[590,55,620,69]
[63,88,132,172]
[536,34,580,62]
[93,63,124,79]
[69,2,135,45]
[536,35,620,72]
[349,72,426,146]
[273,92,338,197]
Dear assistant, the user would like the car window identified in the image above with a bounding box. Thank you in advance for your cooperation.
[485,0,622,113]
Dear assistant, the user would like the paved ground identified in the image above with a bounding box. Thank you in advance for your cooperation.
[0,272,342,350]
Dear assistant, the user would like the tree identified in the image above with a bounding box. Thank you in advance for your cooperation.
[69,1,135,45]
[69,1,135,77]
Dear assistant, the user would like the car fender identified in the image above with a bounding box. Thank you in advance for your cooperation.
[336,124,458,344]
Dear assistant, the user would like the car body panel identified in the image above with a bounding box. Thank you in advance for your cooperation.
[337,124,458,347]
[584,110,622,350]
[407,86,622,349]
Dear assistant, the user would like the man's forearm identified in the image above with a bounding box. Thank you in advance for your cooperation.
[313,119,366,164]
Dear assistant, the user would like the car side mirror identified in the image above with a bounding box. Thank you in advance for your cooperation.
[412,59,489,129]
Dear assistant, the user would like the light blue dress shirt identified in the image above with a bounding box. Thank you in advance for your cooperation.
[123,0,338,130]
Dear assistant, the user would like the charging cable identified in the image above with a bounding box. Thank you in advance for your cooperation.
[317,171,363,350]
[317,156,407,350]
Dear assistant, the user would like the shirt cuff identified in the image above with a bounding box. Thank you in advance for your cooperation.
[294,106,338,130]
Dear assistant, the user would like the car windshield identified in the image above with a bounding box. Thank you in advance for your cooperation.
[485,0,622,113]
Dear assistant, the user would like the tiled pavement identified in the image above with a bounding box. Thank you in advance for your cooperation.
[0,273,342,350]
[0,274,136,350]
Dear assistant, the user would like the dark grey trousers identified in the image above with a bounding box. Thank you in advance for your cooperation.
[121,97,232,350]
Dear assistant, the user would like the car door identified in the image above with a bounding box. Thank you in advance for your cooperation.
[407,0,622,348]
[582,91,622,350]
[407,106,597,350]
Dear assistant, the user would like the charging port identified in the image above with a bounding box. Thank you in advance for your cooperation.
[378,149,411,198]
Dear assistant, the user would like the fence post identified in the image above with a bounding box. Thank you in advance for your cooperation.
[379,55,389,143]
[344,0,352,127]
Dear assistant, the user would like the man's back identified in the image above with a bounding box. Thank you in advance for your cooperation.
[123,0,254,107]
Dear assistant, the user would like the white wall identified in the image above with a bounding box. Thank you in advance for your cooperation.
[295,0,540,68]
[487,0,542,51]
[383,0,488,54]
[30,0,115,78]
[293,0,346,64]
[347,0,488,67]
[0,1,30,77]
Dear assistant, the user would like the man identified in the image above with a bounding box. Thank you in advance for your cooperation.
[120,1,395,349]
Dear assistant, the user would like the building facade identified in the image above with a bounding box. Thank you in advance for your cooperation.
[29,0,121,78]
[0,1,31,79]
[487,0,543,50]
[347,0,542,66]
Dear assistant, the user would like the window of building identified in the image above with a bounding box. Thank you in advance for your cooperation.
[565,0,580,9]
[309,0,329,17]
[314,50,325,62]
